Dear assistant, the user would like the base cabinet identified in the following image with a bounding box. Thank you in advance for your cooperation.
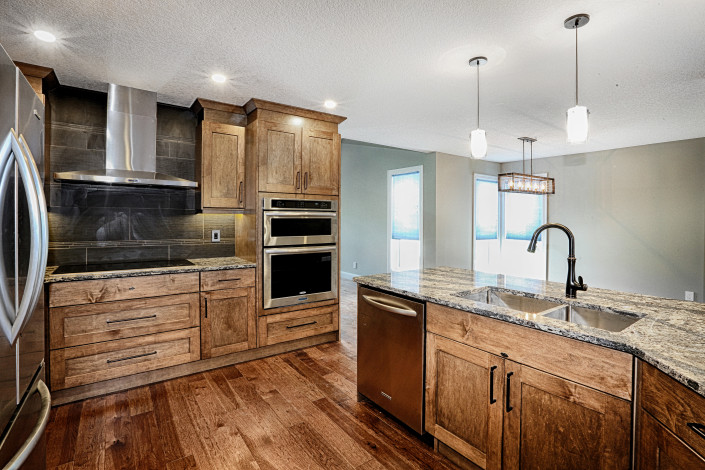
[637,409,705,469]
[200,286,256,359]
[426,331,632,470]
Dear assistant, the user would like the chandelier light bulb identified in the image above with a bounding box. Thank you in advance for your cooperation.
[470,129,487,159]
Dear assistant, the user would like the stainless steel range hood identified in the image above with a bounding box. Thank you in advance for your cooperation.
[54,84,198,188]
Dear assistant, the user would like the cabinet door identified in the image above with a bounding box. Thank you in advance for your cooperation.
[302,129,340,195]
[425,333,504,470]
[637,408,705,469]
[202,122,246,209]
[258,121,302,193]
[503,361,631,470]
[201,287,256,359]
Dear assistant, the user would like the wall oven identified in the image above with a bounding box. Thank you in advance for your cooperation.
[262,197,338,310]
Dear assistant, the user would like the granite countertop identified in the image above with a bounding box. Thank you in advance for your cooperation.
[45,256,256,283]
[354,267,705,398]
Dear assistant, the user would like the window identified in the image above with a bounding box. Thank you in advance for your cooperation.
[388,166,423,272]
[473,174,547,279]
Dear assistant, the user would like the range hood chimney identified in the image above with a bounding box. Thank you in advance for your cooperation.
[54,84,198,188]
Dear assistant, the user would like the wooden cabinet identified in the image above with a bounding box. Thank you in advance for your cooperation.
[257,120,302,193]
[201,287,256,358]
[425,303,634,470]
[258,305,339,346]
[302,128,340,195]
[636,361,705,468]
[199,121,246,209]
[425,333,503,470]
[502,361,631,469]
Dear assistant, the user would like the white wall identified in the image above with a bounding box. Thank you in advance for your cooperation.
[340,140,436,277]
[499,138,705,301]
[434,152,500,268]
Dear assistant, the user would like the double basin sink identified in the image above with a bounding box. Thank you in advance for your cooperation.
[454,287,641,333]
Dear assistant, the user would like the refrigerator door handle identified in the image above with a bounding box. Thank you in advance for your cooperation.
[0,156,15,320]
[16,134,47,335]
[0,130,43,345]
[2,380,51,470]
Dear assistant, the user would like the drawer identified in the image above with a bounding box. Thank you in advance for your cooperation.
[50,328,200,390]
[640,360,705,457]
[258,305,338,346]
[48,273,200,307]
[200,268,255,291]
[427,303,633,400]
[50,293,200,349]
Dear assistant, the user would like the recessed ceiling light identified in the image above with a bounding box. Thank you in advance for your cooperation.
[324,100,337,109]
[211,74,226,83]
[33,30,56,43]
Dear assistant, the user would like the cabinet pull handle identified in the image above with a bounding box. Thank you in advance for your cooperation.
[688,423,705,440]
[107,351,157,364]
[296,171,301,189]
[238,181,243,204]
[506,372,514,412]
[128,286,135,291]
[304,172,308,190]
[218,278,241,282]
[489,366,497,404]
[106,314,157,324]
[204,298,208,318]
[286,321,317,329]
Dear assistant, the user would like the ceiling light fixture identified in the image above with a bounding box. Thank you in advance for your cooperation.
[564,14,590,144]
[469,56,488,159]
[498,137,555,195]
[323,100,337,109]
[33,30,56,43]
[211,73,226,83]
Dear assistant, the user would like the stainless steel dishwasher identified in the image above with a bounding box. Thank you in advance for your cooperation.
[357,286,425,434]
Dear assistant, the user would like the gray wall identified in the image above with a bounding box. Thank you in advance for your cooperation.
[434,152,500,269]
[47,86,236,266]
[499,138,705,301]
[341,140,436,276]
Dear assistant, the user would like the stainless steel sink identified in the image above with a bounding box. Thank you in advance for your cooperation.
[456,288,562,314]
[542,305,640,332]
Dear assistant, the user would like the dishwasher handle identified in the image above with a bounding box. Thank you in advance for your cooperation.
[362,295,418,317]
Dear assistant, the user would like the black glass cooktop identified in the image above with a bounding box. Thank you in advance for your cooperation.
[53,259,194,275]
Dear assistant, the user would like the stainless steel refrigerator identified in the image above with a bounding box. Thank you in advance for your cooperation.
[0,43,51,469]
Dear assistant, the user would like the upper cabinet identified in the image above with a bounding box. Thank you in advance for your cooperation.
[192,98,248,212]
[245,99,345,197]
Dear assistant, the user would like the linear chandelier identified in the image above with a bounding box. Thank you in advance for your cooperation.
[498,137,555,194]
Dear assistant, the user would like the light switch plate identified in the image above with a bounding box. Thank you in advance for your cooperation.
[211,230,220,243]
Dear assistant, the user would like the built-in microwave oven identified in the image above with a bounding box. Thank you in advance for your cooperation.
[263,244,338,309]
[262,198,337,247]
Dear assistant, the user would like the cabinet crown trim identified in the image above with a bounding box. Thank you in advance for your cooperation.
[244,98,347,124]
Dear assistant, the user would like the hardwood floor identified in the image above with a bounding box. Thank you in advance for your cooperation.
[45,278,459,470]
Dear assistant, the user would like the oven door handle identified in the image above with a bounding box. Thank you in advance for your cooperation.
[263,211,338,218]
[264,245,337,255]
[362,295,417,317]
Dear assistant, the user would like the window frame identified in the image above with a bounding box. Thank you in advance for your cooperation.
[387,165,424,272]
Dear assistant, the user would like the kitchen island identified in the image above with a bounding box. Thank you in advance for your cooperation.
[355,267,705,469]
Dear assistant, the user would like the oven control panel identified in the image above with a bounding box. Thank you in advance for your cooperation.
[264,198,337,211]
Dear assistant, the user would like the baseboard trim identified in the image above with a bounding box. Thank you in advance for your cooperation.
[340,271,356,280]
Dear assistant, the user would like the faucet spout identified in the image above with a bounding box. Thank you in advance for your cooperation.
[527,223,587,298]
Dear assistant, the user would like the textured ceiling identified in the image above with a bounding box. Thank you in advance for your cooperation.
[1,0,704,162]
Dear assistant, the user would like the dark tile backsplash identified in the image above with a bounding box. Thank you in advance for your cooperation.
[46,86,235,266]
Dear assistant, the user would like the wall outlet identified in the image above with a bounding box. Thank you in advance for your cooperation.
[685,291,695,301]
[353,261,358,269]
[211,230,221,243]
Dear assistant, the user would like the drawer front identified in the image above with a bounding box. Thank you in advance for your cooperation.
[258,305,338,346]
[50,293,200,349]
[200,268,255,291]
[49,273,200,307]
[50,328,200,390]
[640,360,705,457]
[427,303,633,400]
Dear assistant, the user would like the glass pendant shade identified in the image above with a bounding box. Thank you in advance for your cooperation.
[470,128,487,159]
[566,105,589,144]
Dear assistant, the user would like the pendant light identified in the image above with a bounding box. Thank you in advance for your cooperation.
[498,137,555,194]
[469,56,488,159]
[564,14,590,144]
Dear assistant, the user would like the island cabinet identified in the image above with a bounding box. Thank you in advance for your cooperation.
[199,268,256,358]
[244,98,344,196]
[425,303,633,470]
[192,98,248,211]
[636,360,705,469]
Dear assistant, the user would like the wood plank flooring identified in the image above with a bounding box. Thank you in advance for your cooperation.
[45,279,459,470]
